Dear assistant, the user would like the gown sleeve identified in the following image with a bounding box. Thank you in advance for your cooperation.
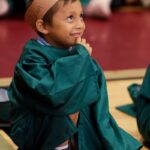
[77,62,142,150]
[9,44,100,116]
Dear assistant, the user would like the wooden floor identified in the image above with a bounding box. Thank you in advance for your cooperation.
[0,130,17,150]
[107,78,149,150]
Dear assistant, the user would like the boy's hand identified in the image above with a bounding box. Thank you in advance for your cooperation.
[76,37,92,56]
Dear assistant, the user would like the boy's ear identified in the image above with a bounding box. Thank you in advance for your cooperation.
[35,19,49,34]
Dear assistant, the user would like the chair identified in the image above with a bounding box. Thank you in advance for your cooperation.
[0,88,11,129]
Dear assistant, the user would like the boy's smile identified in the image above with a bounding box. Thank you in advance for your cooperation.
[70,32,83,38]
[44,0,85,48]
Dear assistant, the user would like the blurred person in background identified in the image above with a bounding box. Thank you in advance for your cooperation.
[0,0,26,18]
[128,65,150,145]
[0,0,150,19]
[83,0,150,18]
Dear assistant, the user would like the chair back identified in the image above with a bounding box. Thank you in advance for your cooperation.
[0,89,11,122]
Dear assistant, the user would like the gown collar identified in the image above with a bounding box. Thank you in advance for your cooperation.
[36,36,73,52]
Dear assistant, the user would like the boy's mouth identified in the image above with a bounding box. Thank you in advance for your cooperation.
[70,32,82,38]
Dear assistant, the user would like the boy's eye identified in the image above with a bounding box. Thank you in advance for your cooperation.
[67,15,74,22]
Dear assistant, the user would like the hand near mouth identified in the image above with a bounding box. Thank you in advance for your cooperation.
[76,37,92,56]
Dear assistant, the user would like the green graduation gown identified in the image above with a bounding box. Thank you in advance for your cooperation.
[128,65,150,143]
[8,39,142,150]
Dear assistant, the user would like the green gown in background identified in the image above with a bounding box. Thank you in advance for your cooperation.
[8,39,142,150]
[128,65,150,143]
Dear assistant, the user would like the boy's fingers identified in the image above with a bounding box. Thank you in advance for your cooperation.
[86,43,90,47]
[76,38,93,55]
[81,38,86,43]
[76,37,81,43]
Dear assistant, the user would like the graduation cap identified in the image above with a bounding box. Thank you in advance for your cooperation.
[24,0,58,31]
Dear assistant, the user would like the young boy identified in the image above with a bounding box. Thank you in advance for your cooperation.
[8,0,142,149]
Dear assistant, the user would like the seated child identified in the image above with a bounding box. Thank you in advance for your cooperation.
[128,65,150,144]
[7,0,142,149]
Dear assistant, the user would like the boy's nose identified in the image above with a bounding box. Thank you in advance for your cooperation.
[76,20,85,29]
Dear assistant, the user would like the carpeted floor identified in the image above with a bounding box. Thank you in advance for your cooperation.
[1,9,150,78]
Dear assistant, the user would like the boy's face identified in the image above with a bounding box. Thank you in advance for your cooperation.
[44,0,85,48]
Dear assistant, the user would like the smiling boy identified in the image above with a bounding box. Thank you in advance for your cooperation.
[8,0,142,150]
